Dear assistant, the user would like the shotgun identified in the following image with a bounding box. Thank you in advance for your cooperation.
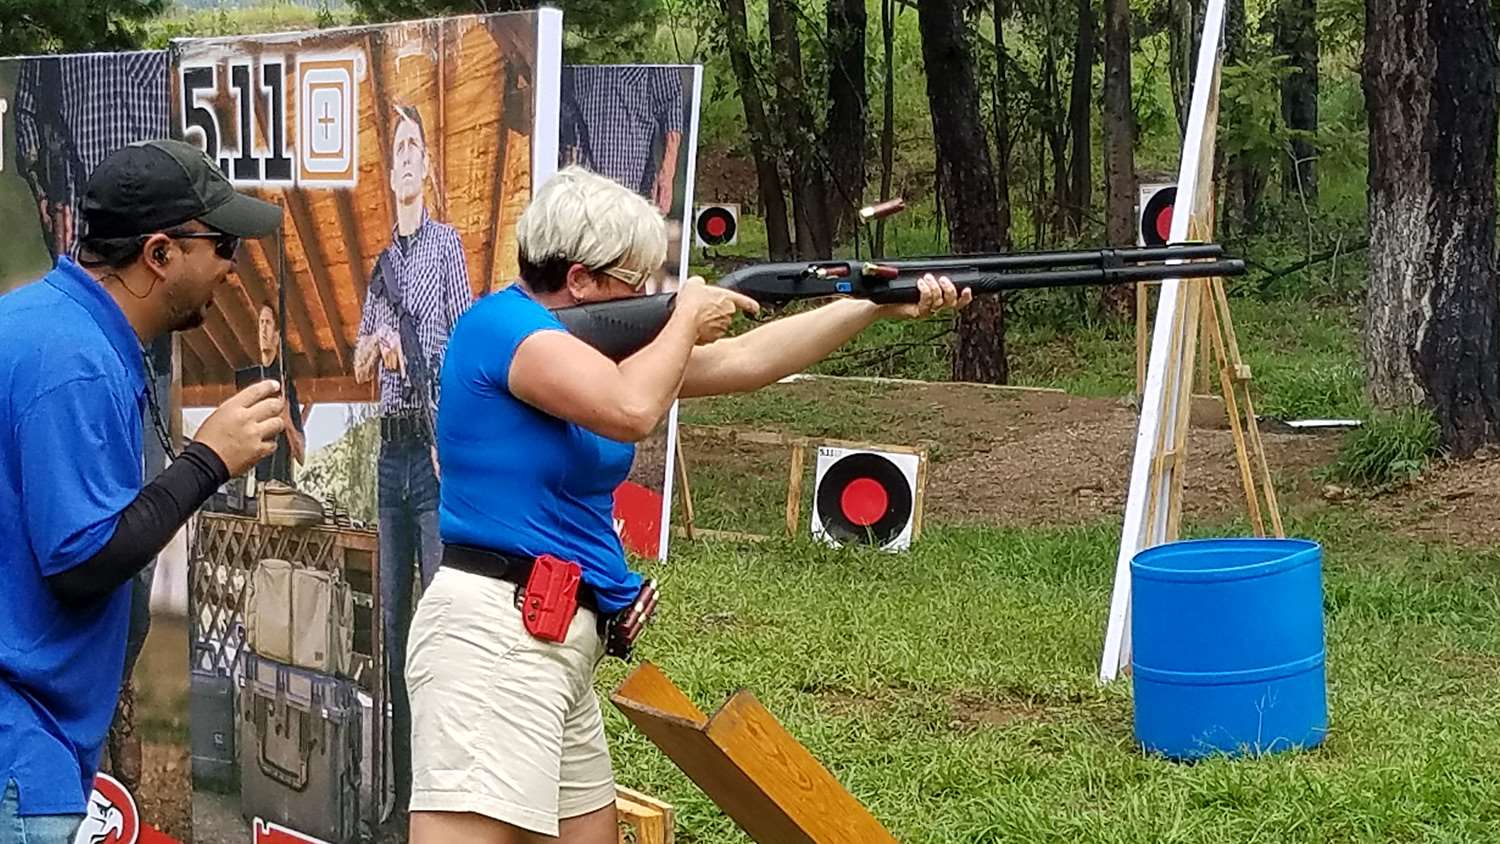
[553,242,1246,362]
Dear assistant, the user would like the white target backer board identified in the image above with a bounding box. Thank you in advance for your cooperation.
[811,446,922,552]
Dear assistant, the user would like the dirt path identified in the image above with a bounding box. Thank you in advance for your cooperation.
[1366,448,1500,548]
[130,614,193,841]
[140,742,193,842]
[192,790,250,844]
[635,378,1343,533]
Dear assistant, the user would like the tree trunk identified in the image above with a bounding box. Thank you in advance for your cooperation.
[917,0,1007,383]
[1363,0,1500,458]
[1065,0,1095,235]
[1219,0,1265,237]
[825,0,867,241]
[875,0,897,256]
[719,0,792,259]
[1034,121,1049,246]
[1276,0,1319,201]
[1098,0,1136,318]
[1042,19,1068,235]
[768,0,834,258]
[1168,0,1206,133]
[991,0,1013,251]
[1169,0,1192,134]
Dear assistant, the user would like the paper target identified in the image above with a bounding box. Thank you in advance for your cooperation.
[1137,183,1177,247]
[694,204,739,247]
[811,447,922,551]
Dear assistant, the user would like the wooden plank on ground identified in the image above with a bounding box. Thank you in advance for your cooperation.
[611,663,899,844]
[682,425,928,457]
[778,372,1066,393]
[616,786,674,844]
[670,527,771,544]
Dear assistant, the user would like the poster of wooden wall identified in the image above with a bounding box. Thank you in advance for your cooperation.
[170,11,563,843]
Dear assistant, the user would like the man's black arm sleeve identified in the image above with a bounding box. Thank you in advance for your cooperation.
[46,442,230,606]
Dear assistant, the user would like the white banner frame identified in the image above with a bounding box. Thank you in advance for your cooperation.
[657,64,705,562]
[1099,0,1228,683]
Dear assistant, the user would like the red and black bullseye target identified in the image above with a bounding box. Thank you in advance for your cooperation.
[694,205,738,247]
[1141,186,1176,247]
[814,452,913,545]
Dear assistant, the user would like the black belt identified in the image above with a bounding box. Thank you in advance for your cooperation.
[380,413,430,443]
[441,543,604,616]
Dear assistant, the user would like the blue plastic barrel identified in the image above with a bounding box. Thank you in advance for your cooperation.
[1130,537,1328,761]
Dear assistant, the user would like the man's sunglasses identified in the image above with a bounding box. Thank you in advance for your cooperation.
[166,230,241,261]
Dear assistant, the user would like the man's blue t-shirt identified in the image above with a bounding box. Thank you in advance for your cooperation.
[0,258,144,815]
[437,284,643,613]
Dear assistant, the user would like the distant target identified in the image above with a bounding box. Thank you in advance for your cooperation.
[1140,185,1177,247]
[694,204,739,247]
[813,452,914,547]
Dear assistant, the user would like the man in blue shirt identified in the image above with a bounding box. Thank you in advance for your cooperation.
[0,138,288,843]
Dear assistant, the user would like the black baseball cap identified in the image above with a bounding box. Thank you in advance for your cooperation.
[81,139,283,240]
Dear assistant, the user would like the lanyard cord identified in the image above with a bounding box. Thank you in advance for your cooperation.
[142,346,178,463]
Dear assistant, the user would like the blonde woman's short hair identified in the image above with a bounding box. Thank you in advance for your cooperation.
[515,165,667,292]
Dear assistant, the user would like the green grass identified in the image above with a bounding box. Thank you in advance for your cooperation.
[689,204,1368,422]
[598,512,1500,843]
[674,276,1366,424]
[144,0,350,47]
[1325,406,1442,491]
[1006,293,1366,420]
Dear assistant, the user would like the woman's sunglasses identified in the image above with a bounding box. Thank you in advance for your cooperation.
[167,230,242,261]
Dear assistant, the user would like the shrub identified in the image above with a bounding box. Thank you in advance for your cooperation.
[1326,405,1441,490]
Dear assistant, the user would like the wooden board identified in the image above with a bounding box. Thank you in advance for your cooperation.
[617,786,674,844]
[671,526,772,543]
[610,662,899,844]
[680,424,930,457]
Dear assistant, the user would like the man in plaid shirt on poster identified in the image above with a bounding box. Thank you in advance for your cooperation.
[562,65,684,214]
[13,53,167,263]
[353,103,474,816]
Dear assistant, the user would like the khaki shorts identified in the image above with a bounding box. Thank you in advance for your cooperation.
[405,566,615,836]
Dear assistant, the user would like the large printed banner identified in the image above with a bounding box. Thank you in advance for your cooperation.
[560,64,702,294]
[171,12,559,409]
[171,11,564,844]
[0,52,171,288]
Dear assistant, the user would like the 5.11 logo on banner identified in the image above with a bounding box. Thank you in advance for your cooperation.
[177,52,360,188]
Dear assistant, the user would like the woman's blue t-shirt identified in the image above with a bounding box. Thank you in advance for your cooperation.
[436,284,642,613]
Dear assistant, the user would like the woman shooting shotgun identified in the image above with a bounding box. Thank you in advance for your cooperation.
[404,165,970,843]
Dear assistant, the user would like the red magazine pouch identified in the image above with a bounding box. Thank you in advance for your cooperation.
[520,554,582,643]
